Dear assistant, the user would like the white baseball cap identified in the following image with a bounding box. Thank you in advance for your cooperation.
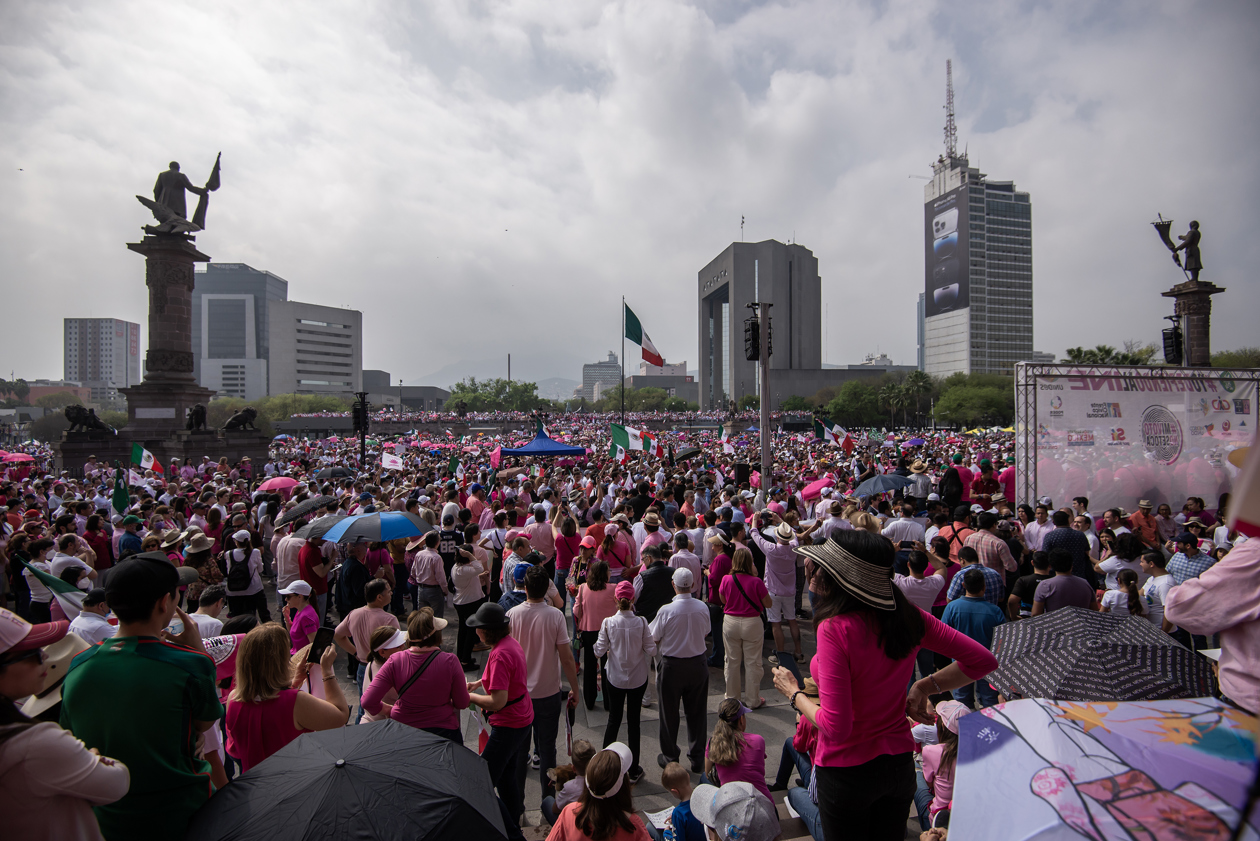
[278,580,313,596]
[672,567,695,589]
[690,781,780,841]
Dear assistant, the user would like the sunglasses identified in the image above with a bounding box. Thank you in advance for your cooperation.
[1,648,46,667]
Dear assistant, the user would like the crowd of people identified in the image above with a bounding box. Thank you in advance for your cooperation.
[0,419,1254,841]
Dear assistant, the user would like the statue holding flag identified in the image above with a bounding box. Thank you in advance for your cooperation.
[1152,214,1203,282]
[137,153,222,235]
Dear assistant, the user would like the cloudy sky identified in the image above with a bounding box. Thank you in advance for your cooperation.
[2,0,1257,388]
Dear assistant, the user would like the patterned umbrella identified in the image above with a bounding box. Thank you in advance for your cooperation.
[987,607,1217,702]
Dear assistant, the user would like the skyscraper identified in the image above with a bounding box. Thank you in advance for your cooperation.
[63,318,141,408]
[191,263,287,399]
[923,61,1035,376]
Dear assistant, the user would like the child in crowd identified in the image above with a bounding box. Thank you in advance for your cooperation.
[647,761,706,841]
[542,739,596,826]
[771,677,818,791]
[704,698,773,803]
[914,700,970,830]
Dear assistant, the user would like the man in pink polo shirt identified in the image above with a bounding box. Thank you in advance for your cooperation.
[333,578,399,722]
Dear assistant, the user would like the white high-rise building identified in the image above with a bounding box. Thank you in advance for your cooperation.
[63,318,141,408]
[923,62,1037,376]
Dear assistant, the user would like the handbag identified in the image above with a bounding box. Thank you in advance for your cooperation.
[729,572,768,632]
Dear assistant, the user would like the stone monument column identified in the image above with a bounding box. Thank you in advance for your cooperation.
[120,236,215,434]
[1161,280,1225,367]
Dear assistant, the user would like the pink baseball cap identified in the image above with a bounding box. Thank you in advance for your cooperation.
[935,700,971,734]
[580,535,598,549]
[614,580,635,601]
[0,607,68,658]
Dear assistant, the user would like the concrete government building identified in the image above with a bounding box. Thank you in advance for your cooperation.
[697,240,893,411]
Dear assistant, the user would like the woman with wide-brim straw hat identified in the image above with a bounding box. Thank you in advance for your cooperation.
[769,530,998,840]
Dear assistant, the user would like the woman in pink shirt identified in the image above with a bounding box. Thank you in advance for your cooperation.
[573,560,618,711]
[225,623,350,773]
[717,547,771,708]
[360,608,469,742]
[597,524,634,582]
[773,530,998,841]
[916,700,969,829]
[704,698,774,803]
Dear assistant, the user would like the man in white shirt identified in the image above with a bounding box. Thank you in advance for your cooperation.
[821,501,853,540]
[507,565,579,808]
[668,532,702,583]
[648,568,711,773]
[1023,504,1054,552]
[67,588,116,645]
[881,502,926,545]
[188,584,227,638]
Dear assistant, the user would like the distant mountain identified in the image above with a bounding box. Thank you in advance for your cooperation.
[535,377,580,400]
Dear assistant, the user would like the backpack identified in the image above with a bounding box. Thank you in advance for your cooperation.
[226,549,251,591]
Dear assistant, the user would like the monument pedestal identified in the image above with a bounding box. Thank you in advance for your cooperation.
[1162,279,1225,367]
[54,233,270,475]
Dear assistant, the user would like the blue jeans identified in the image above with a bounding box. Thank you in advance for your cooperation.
[773,737,812,789]
[355,660,367,723]
[483,722,532,825]
[953,676,998,708]
[516,691,563,803]
[787,786,824,841]
[541,795,560,827]
[914,769,934,831]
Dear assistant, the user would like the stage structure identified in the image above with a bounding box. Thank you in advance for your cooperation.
[1014,363,1257,511]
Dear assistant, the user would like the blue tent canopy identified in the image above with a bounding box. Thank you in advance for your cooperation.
[500,431,587,457]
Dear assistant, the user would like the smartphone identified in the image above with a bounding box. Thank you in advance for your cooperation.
[899,541,915,550]
[307,626,336,664]
[775,652,804,689]
[165,618,184,636]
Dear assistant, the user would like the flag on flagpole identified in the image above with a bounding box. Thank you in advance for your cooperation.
[112,465,129,516]
[813,417,851,450]
[131,443,163,473]
[610,423,647,452]
[16,559,87,620]
[608,440,628,464]
[624,303,664,367]
[381,453,403,471]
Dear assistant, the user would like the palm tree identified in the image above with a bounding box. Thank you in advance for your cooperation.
[879,383,904,429]
[902,370,932,425]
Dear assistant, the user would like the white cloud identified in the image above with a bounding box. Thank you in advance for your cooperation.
[1,0,1256,387]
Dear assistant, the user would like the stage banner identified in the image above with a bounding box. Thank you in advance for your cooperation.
[1021,366,1256,514]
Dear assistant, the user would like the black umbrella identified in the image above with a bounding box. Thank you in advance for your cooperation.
[987,607,1217,702]
[674,446,702,462]
[293,514,347,541]
[852,473,912,497]
[314,466,353,480]
[275,495,337,529]
[187,721,506,841]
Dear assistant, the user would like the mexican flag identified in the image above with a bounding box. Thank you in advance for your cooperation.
[132,443,163,473]
[536,419,549,438]
[381,453,403,471]
[813,418,850,448]
[641,433,664,459]
[16,558,86,620]
[111,465,129,516]
[624,303,664,367]
[608,440,628,464]
[448,454,465,480]
[719,424,734,454]
[610,423,647,452]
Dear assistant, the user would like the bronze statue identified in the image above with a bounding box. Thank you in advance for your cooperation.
[65,405,115,434]
[1152,215,1203,282]
[137,154,221,235]
[1173,221,1203,282]
[222,406,258,431]
[186,403,207,432]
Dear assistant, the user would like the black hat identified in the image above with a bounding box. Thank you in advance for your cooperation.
[465,601,510,630]
[105,552,199,613]
[82,588,108,607]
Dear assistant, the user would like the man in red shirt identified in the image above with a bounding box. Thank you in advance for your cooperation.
[298,536,333,623]
[936,507,976,564]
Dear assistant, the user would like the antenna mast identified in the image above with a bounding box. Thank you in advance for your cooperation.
[944,59,957,159]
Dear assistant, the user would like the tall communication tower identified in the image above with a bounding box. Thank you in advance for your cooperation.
[944,59,957,159]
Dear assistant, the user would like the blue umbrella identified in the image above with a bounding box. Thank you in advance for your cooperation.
[903,437,926,447]
[853,474,913,497]
[320,512,432,544]
[273,434,293,440]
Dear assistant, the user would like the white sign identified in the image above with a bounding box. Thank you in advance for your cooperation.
[1029,368,1256,512]
[134,408,176,419]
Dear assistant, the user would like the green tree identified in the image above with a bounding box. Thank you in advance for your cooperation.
[0,379,30,402]
[878,383,908,428]
[739,394,760,411]
[934,386,1013,427]
[779,395,813,412]
[447,377,549,412]
[902,370,933,425]
[825,381,881,429]
[100,410,128,429]
[1063,342,1158,366]
[1212,347,1260,368]
[35,391,84,410]
[30,412,70,442]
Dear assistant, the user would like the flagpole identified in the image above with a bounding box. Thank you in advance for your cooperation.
[621,296,625,426]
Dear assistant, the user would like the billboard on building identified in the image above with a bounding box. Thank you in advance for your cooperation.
[924,185,969,318]
[1015,365,1258,511]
